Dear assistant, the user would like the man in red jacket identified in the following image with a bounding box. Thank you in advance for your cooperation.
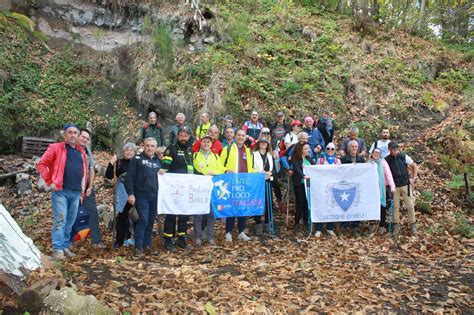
[37,124,88,260]
[192,125,223,154]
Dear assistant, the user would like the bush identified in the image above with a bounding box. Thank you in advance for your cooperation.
[435,68,472,92]
[417,190,433,214]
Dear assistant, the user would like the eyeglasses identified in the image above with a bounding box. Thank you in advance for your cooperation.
[326,148,335,151]
[262,132,270,135]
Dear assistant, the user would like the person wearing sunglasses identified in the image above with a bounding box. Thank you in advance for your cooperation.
[314,142,340,238]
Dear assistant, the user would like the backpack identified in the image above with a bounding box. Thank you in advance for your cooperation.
[71,206,90,241]
[223,144,232,167]
[278,133,294,158]
[144,122,162,129]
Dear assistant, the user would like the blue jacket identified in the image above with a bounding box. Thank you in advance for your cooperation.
[302,127,325,152]
[125,152,162,199]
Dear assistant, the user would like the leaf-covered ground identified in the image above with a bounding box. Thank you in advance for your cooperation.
[0,147,472,313]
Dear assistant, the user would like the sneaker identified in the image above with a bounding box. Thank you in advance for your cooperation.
[353,228,361,238]
[52,250,65,260]
[208,239,217,247]
[145,247,159,256]
[392,224,401,239]
[327,230,336,238]
[92,243,107,249]
[409,223,417,236]
[314,231,322,238]
[225,232,232,242]
[63,249,76,258]
[176,237,192,250]
[195,239,202,247]
[378,227,387,235]
[237,232,251,241]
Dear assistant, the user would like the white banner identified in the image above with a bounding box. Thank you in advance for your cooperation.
[158,173,213,215]
[304,163,380,223]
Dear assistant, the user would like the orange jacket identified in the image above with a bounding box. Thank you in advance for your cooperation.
[36,142,88,193]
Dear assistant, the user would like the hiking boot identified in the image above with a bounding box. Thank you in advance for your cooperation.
[378,227,387,235]
[392,224,401,239]
[353,228,361,238]
[145,247,159,256]
[409,223,417,236]
[237,232,251,241]
[208,239,217,247]
[165,238,177,252]
[63,249,76,258]
[134,248,145,258]
[225,232,232,242]
[314,231,322,238]
[327,230,336,238]
[177,237,192,251]
[195,238,202,247]
[52,250,65,261]
[255,224,263,236]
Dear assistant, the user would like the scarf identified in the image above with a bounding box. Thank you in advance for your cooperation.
[326,155,336,164]
[376,159,386,207]
[320,116,333,133]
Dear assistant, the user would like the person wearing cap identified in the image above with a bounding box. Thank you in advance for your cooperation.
[284,120,302,148]
[315,110,335,146]
[37,124,88,260]
[250,127,271,150]
[220,115,237,142]
[141,111,165,146]
[193,135,226,247]
[302,116,325,157]
[196,111,212,140]
[192,124,223,154]
[269,111,290,151]
[168,113,194,146]
[242,110,264,143]
[341,126,367,158]
[222,126,236,149]
[221,129,254,243]
[314,142,341,238]
[252,138,276,237]
[161,127,195,252]
[385,141,419,237]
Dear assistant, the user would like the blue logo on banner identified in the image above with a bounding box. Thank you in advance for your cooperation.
[331,186,357,211]
[211,173,265,218]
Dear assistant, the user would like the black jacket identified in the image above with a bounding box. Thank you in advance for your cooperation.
[125,152,162,199]
[162,143,193,174]
[316,119,335,145]
[291,157,314,186]
[385,153,409,187]
[341,155,365,164]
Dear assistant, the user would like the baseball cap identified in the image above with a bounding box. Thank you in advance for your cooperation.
[276,111,284,117]
[178,126,191,134]
[261,127,270,134]
[63,123,79,131]
[290,120,302,127]
[201,135,212,141]
[224,115,233,121]
[388,141,399,149]
[326,142,336,150]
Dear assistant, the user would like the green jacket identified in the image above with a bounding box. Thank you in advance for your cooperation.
[141,123,164,146]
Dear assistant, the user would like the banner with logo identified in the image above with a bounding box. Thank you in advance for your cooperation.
[158,173,213,215]
[211,173,265,219]
[304,164,380,223]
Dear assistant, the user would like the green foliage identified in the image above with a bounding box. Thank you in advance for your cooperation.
[0,24,104,151]
[153,23,174,74]
[449,212,473,238]
[417,190,434,214]
[435,68,472,92]
[377,57,426,87]
[440,154,464,175]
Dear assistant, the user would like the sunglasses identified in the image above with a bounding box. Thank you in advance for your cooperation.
[262,132,270,135]
[326,148,335,151]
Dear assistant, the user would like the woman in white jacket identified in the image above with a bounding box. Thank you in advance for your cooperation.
[252,138,275,237]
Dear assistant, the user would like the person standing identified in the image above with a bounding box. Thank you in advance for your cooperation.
[315,110,335,146]
[168,113,194,146]
[126,138,164,257]
[193,136,225,247]
[269,111,290,151]
[161,127,194,251]
[284,120,302,149]
[192,125,223,154]
[222,127,236,149]
[195,111,212,140]
[369,128,391,158]
[242,111,264,142]
[385,141,419,237]
[341,126,367,158]
[105,142,137,248]
[314,142,340,238]
[220,115,237,142]
[37,124,88,260]
[341,140,365,237]
[77,128,104,248]
[302,116,325,158]
[220,129,254,243]
[141,111,164,147]
[290,143,314,234]
[370,148,396,235]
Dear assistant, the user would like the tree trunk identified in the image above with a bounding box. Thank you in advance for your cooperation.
[418,0,427,32]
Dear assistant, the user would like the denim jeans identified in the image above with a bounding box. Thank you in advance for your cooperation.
[82,189,103,244]
[225,216,247,234]
[51,189,81,250]
[134,196,157,249]
[315,222,334,232]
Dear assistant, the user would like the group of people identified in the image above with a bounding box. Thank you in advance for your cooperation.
[37,109,419,259]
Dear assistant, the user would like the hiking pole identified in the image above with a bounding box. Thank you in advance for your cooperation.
[286,177,290,227]
[305,178,312,238]
[388,199,394,239]
[266,181,275,238]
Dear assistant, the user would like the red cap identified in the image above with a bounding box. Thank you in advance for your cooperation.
[290,120,302,127]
